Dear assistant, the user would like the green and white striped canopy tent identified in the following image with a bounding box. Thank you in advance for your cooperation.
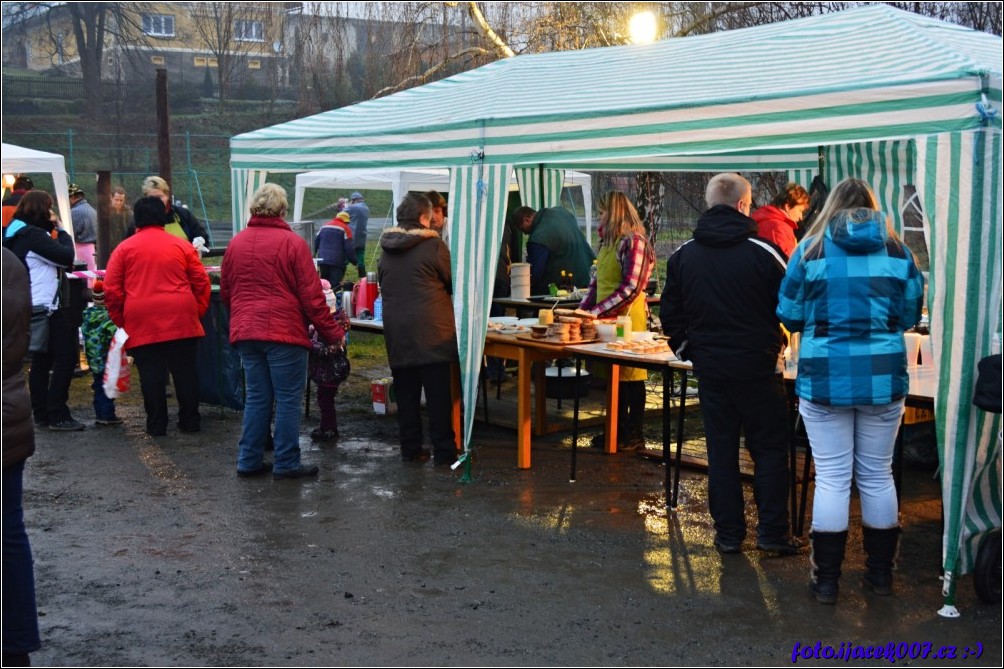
[231,5,1001,613]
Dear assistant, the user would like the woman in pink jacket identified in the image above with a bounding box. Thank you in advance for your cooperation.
[221,184,345,480]
[104,196,211,437]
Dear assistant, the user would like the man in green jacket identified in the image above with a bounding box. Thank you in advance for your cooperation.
[513,206,595,295]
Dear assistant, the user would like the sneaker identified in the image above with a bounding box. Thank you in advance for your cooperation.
[237,461,273,478]
[714,536,743,554]
[310,427,339,442]
[757,536,808,556]
[402,448,431,463]
[273,465,319,480]
[49,419,85,432]
[95,417,124,426]
[434,453,458,467]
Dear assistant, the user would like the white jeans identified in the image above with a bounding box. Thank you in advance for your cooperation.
[799,399,905,532]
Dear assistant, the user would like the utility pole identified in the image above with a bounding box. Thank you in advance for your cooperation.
[156,68,172,188]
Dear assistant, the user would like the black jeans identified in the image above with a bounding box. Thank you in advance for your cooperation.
[391,362,455,461]
[697,373,791,543]
[618,380,647,439]
[28,308,78,424]
[318,263,348,288]
[130,338,201,435]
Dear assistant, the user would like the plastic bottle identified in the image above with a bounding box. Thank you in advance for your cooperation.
[373,294,383,322]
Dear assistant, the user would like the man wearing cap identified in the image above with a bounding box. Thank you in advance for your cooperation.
[345,192,370,279]
[2,175,34,229]
[661,172,803,557]
[314,210,356,286]
[69,183,98,273]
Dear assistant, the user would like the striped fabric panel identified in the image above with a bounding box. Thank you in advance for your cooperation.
[786,168,819,190]
[514,168,565,209]
[915,129,1002,608]
[448,164,513,450]
[230,169,270,233]
[823,141,913,234]
[559,148,819,173]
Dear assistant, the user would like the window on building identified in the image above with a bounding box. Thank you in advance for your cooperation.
[248,59,261,70]
[150,55,165,65]
[142,14,175,37]
[208,58,219,68]
[194,57,207,67]
[234,20,264,42]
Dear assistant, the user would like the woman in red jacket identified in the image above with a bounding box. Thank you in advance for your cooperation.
[104,196,211,437]
[221,184,345,480]
[752,182,810,259]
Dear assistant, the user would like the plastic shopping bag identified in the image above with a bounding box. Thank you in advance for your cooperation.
[102,328,131,399]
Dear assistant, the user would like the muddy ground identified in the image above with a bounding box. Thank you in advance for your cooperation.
[19,371,1002,667]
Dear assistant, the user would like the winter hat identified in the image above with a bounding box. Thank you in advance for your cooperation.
[335,211,350,223]
[350,192,364,201]
[320,278,337,310]
[92,279,106,307]
[68,183,85,198]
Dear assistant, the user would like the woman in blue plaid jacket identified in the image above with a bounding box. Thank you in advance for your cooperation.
[777,178,925,606]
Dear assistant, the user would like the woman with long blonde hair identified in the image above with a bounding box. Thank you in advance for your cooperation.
[777,177,924,605]
[579,190,656,450]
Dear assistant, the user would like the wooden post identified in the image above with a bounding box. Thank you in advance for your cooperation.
[156,68,171,189]
[95,171,111,269]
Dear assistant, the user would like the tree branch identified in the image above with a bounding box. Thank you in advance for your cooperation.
[370,45,493,99]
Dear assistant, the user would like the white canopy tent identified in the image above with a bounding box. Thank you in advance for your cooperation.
[232,6,1001,614]
[1,142,73,237]
[292,167,594,240]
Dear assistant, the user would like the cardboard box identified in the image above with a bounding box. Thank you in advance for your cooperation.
[371,378,397,414]
[903,406,934,425]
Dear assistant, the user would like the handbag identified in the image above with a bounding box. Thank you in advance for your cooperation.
[28,292,59,353]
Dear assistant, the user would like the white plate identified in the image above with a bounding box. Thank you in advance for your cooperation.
[516,317,540,327]
[488,317,519,327]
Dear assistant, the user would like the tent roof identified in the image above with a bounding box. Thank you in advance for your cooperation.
[2,142,69,174]
[232,5,1001,170]
[1,142,73,234]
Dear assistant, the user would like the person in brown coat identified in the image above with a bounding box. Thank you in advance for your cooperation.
[377,193,458,466]
[2,246,41,665]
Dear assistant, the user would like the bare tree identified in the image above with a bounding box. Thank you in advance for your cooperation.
[187,2,281,107]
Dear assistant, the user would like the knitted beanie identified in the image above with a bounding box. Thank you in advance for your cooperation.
[92,279,106,307]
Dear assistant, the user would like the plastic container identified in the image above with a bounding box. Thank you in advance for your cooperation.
[373,295,383,322]
[615,316,633,342]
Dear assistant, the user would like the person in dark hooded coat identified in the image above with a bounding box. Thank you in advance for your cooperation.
[661,172,802,557]
[377,193,458,466]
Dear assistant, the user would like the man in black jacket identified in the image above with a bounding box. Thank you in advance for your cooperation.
[661,173,803,556]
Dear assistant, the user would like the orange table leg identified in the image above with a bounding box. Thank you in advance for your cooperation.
[451,363,462,452]
[604,363,621,453]
[516,348,532,469]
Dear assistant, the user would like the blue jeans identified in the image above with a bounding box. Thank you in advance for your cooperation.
[3,461,41,655]
[236,341,307,475]
[799,399,905,532]
[92,373,117,421]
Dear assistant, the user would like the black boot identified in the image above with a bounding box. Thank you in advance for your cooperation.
[862,526,900,596]
[809,530,847,605]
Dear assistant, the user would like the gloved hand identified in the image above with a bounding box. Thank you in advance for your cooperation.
[192,236,208,258]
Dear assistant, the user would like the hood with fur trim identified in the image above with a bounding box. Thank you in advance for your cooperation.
[379,226,440,254]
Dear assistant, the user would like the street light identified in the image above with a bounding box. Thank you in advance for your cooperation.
[629,10,658,44]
